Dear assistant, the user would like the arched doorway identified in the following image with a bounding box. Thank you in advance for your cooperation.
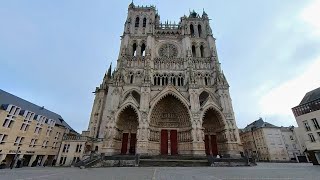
[117,106,139,155]
[149,94,192,155]
[202,107,225,156]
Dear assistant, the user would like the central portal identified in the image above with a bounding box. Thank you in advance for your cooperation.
[150,94,192,155]
[160,129,178,155]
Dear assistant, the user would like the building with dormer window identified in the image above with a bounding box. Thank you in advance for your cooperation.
[0,89,77,168]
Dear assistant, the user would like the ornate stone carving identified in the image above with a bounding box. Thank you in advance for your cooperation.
[92,7,242,157]
[158,43,178,58]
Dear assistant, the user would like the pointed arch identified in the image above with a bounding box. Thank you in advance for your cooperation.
[149,94,192,128]
[200,45,204,58]
[115,103,141,125]
[132,43,137,56]
[198,24,202,37]
[149,86,192,123]
[201,106,226,156]
[141,43,146,56]
[190,24,195,36]
[201,105,226,127]
[123,89,141,104]
[115,105,139,155]
[135,17,140,27]
[192,45,196,57]
[199,91,210,107]
[143,17,147,27]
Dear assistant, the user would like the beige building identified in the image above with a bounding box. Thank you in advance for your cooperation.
[56,134,88,166]
[0,89,76,168]
[292,87,320,165]
[280,126,306,161]
[240,118,305,162]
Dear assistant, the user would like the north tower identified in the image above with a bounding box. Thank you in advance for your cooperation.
[87,3,241,157]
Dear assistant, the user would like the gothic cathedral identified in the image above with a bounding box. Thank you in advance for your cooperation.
[87,3,242,157]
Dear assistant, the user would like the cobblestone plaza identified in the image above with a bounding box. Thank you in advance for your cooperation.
[1,163,319,180]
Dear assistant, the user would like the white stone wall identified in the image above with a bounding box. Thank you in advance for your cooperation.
[262,128,289,161]
[295,110,320,151]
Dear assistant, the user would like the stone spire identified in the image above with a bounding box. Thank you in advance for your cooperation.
[214,70,229,88]
[107,63,112,79]
[128,1,135,9]
[202,9,208,19]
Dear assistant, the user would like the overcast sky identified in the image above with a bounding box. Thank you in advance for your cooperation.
[1,0,320,132]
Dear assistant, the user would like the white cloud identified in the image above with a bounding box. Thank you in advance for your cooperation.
[300,0,320,37]
[259,0,320,122]
[259,57,320,117]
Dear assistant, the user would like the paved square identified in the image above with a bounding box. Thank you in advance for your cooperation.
[0,163,319,180]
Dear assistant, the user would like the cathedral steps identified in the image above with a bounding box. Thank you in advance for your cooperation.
[80,155,250,167]
[138,156,209,167]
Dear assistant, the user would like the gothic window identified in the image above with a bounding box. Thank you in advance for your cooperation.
[157,76,160,86]
[192,45,196,57]
[143,18,147,27]
[190,24,195,36]
[132,43,137,56]
[178,74,184,86]
[198,24,202,37]
[130,76,134,84]
[204,77,208,86]
[141,43,146,56]
[131,91,141,104]
[199,91,210,106]
[158,43,178,58]
[200,45,204,58]
[135,17,140,27]
[129,72,134,84]
[162,76,165,86]
[154,76,157,85]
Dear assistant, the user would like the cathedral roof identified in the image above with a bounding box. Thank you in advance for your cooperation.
[299,87,320,105]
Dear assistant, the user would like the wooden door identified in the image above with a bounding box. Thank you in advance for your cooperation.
[170,130,178,155]
[205,135,210,155]
[211,135,218,155]
[129,133,136,154]
[161,129,168,155]
[121,133,129,154]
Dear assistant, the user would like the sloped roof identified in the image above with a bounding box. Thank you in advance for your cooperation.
[242,118,278,132]
[0,89,76,133]
[299,87,320,105]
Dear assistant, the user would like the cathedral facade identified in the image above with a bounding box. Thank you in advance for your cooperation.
[87,3,241,157]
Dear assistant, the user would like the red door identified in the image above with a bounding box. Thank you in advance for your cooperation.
[161,130,168,155]
[170,130,178,155]
[211,135,218,156]
[129,133,136,154]
[121,133,129,154]
[205,135,210,155]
